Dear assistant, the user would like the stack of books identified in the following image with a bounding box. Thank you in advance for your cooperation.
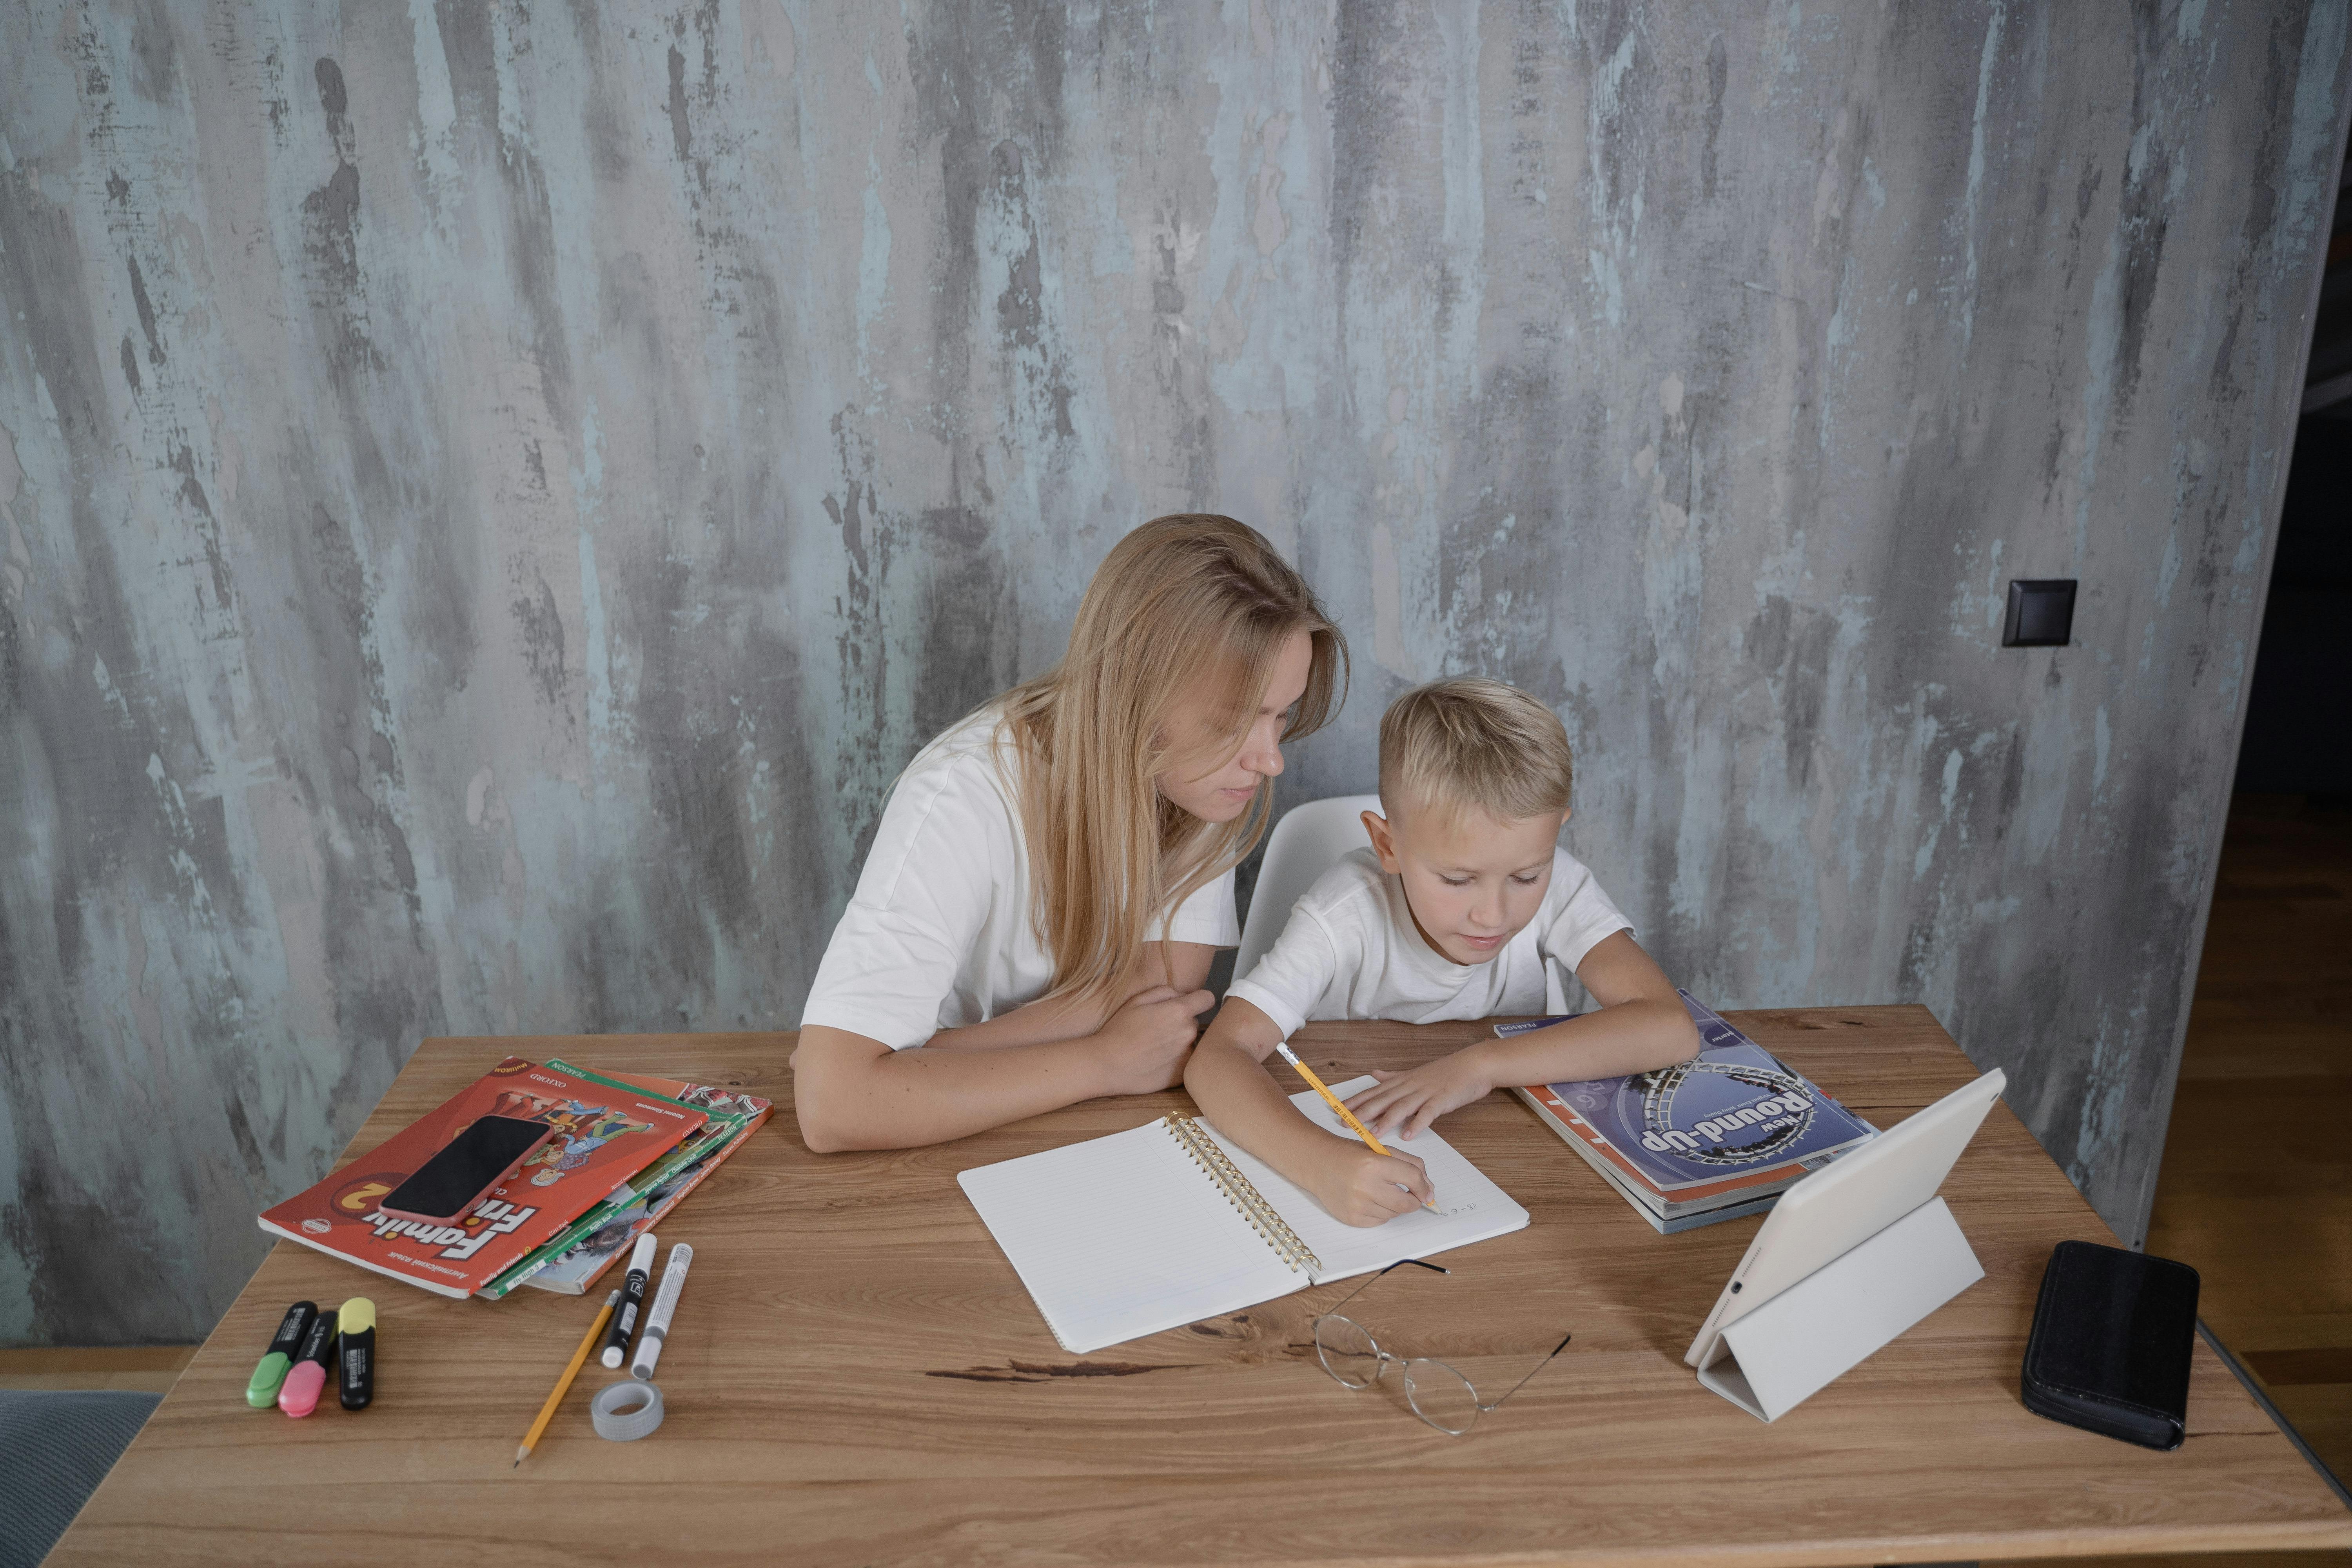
[1507,992,1876,1233]
[258,1057,770,1300]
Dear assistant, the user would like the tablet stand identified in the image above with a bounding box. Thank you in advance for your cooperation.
[1695,1196,1984,1423]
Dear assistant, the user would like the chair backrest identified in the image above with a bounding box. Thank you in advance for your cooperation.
[0,1389,160,1568]
[1232,793,1383,983]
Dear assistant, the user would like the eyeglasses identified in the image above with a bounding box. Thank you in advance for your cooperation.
[1311,1259,1572,1436]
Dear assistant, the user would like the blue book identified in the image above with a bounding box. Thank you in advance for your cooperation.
[1503,992,1877,1228]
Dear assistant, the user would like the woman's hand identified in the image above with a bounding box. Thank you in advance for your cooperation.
[1089,985,1215,1095]
[1307,1142,1434,1227]
[1344,1048,1495,1140]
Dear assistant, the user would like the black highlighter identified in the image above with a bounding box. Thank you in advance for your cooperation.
[245,1300,318,1408]
[338,1296,376,1411]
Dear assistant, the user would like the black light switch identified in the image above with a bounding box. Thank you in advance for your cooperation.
[2004,579,2076,647]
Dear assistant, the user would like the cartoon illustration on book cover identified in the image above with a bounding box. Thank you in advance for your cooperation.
[258,1058,706,1298]
[433,1087,661,1190]
[521,1102,657,1185]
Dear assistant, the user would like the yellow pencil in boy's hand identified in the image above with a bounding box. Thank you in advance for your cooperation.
[1271,1042,1439,1211]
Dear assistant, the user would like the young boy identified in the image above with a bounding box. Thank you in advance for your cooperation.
[1184,678,1700,1226]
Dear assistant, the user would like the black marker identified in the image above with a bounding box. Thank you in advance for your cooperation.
[601,1233,657,1369]
[246,1300,318,1408]
[338,1297,376,1411]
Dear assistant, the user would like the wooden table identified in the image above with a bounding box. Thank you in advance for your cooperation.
[54,1009,2352,1566]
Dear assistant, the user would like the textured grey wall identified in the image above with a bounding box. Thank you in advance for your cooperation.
[2,1,2343,1346]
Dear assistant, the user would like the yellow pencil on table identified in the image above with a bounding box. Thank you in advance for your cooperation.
[514,1287,620,1468]
[1271,1041,1439,1212]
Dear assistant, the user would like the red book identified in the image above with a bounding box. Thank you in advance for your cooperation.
[257,1057,706,1299]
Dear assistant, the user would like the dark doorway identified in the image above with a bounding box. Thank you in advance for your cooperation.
[2130,137,2352,1536]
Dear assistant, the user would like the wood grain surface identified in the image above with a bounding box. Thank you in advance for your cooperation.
[52,1008,2352,1567]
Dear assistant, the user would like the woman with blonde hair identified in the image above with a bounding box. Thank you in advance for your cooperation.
[792,515,1347,1151]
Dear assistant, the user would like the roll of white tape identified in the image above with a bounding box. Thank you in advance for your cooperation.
[589,1377,665,1441]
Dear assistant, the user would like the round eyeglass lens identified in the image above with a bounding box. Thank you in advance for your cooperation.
[1314,1314,1383,1389]
[1402,1358,1482,1436]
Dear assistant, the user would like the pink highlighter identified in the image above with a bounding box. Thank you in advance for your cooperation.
[278,1306,338,1417]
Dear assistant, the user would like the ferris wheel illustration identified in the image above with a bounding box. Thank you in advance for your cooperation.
[1630,1058,1817,1168]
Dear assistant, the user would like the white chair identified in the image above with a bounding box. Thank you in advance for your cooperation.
[1232,793,1384,982]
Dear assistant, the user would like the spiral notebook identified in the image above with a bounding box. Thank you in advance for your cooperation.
[958,1077,1531,1353]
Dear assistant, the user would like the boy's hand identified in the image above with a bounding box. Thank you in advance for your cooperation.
[1091,985,1215,1094]
[1345,1048,1494,1140]
[1308,1142,1434,1227]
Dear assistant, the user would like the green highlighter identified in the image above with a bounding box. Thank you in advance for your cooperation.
[246,1301,319,1408]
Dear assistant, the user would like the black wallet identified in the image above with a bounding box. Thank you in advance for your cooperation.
[2021,1240,2200,1450]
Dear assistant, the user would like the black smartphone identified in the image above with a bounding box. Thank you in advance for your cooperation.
[377,1115,555,1223]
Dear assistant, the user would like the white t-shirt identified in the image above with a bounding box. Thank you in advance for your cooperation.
[800,706,1242,1049]
[1225,846,1632,1037]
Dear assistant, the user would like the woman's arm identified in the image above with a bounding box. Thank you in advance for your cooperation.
[919,942,1218,1052]
[791,977,1215,1151]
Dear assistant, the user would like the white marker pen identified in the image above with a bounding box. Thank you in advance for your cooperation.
[628,1242,694,1379]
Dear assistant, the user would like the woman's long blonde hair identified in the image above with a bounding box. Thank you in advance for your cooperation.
[996,515,1347,1004]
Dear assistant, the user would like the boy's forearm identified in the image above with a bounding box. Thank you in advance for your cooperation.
[1481,996,1700,1087]
[1183,1015,1345,1191]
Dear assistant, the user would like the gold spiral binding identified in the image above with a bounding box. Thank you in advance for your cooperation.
[1163,1114,1322,1274]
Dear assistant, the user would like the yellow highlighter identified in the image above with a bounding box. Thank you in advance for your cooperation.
[1271,1041,1438,1212]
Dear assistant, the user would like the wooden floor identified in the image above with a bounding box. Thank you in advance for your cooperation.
[2018,794,2352,1568]
[10,795,2349,1566]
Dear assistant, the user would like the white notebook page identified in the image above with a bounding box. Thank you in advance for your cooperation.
[1202,1078,1531,1283]
[957,1120,1304,1353]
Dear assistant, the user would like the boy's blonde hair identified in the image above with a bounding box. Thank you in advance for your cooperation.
[1379,678,1573,825]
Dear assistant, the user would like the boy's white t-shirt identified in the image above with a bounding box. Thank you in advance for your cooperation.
[800,705,1241,1049]
[1225,846,1632,1036]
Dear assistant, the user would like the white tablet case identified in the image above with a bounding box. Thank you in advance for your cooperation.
[1694,1195,1983,1422]
[1686,1068,2005,1423]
